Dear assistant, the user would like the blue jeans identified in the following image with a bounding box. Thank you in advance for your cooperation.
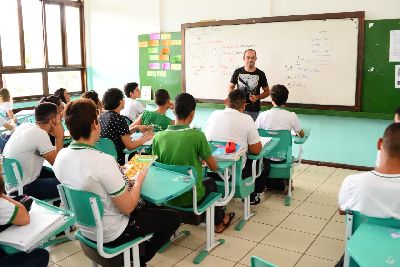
[244,111,259,122]
[0,248,49,267]
[23,167,60,200]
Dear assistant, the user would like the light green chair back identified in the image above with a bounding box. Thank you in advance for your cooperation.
[2,158,24,195]
[94,138,117,160]
[251,256,278,267]
[350,210,400,234]
[61,184,104,228]
[258,129,293,178]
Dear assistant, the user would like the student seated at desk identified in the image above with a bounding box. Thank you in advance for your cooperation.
[375,107,400,167]
[0,171,50,267]
[54,99,180,265]
[335,123,400,267]
[132,89,174,132]
[81,90,103,114]
[0,88,17,125]
[255,84,304,191]
[120,82,145,121]
[153,93,235,233]
[0,116,15,154]
[3,103,63,200]
[255,84,304,137]
[53,88,71,105]
[99,88,153,165]
[205,90,269,205]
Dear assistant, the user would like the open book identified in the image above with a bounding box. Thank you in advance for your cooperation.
[260,137,272,147]
[211,142,246,161]
[125,154,158,180]
[0,201,68,252]
[131,132,153,146]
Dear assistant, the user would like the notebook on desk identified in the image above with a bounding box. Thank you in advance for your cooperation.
[260,137,272,147]
[131,132,152,146]
[0,201,68,252]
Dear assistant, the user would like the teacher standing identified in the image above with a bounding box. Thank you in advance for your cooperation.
[228,49,270,121]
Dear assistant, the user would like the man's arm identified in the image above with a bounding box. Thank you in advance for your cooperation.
[204,155,218,172]
[228,82,236,92]
[0,194,30,225]
[43,121,64,165]
[250,85,270,102]
[248,142,262,155]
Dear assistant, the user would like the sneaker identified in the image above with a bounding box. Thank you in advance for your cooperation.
[249,194,261,205]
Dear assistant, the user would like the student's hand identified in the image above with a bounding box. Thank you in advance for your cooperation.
[142,130,154,141]
[249,94,258,103]
[52,119,64,139]
[135,168,148,185]
[135,125,153,133]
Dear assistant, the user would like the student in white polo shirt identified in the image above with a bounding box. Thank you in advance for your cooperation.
[54,99,180,265]
[205,90,269,205]
[335,123,400,267]
[120,82,145,121]
[255,84,304,137]
[3,103,64,200]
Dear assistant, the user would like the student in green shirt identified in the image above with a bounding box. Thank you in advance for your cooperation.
[132,89,174,132]
[153,93,235,233]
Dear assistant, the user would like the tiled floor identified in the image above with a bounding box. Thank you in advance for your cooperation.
[48,164,361,267]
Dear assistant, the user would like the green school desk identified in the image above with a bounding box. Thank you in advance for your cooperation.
[139,165,194,205]
[347,223,400,267]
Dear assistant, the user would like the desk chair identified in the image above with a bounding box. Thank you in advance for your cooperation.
[94,138,118,160]
[258,130,294,206]
[153,162,224,264]
[344,210,400,267]
[251,256,278,267]
[58,184,153,267]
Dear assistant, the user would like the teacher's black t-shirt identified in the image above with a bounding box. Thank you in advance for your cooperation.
[230,67,268,112]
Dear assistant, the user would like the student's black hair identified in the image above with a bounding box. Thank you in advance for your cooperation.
[102,88,124,111]
[65,99,98,140]
[243,49,257,58]
[35,102,58,124]
[81,90,100,106]
[174,93,196,120]
[270,84,289,106]
[54,88,68,104]
[227,90,246,110]
[383,123,400,158]
[39,95,62,107]
[123,82,139,98]
[395,107,400,117]
[154,89,170,106]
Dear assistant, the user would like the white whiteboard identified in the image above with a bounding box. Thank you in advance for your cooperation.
[183,15,361,108]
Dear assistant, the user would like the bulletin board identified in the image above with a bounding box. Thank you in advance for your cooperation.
[138,32,182,100]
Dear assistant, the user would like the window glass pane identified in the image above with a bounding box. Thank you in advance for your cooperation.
[45,4,62,65]
[0,1,21,66]
[48,71,82,93]
[2,73,43,97]
[21,0,45,68]
[65,6,81,65]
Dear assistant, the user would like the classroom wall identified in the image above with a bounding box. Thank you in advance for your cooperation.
[84,0,160,95]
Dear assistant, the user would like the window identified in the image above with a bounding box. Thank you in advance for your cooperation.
[0,0,85,101]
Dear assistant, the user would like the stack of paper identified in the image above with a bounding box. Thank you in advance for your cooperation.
[0,202,67,252]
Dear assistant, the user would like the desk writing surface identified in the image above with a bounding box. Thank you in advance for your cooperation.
[348,223,400,267]
[248,137,280,160]
[140,166,193,205]
[293,129,311,145]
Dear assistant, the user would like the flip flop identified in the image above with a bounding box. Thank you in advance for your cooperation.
[215,212,235,233]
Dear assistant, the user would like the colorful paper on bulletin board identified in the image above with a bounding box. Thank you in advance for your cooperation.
[161,40,172,46]
[171,40,181,46]
[150,33,160,40]
[149,54,159,61]
[156,71,167,77]
[148,47,158,54]
[138,41,148,47]
[161,47,170,55]
[162,63,171,70]
[171,64,181,71]
[161,33,171,40]
[159,54,169,61]
[147,71,157,77]
[171,55,182,63]
[148,63,160,70]
[149,40,159,47]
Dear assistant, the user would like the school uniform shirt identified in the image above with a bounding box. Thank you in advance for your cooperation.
[0,102,12,119]
[53,143,128,243]
[3,123,55,193]
[99,111,130,165]
[152,125,211,206]
[120,98,145,121]
[230,67,268,112]
[255,107,302,134]
[338,171,400,219]
[205,107,260,164]
[141,110,172,131]
[0,198,18,225]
